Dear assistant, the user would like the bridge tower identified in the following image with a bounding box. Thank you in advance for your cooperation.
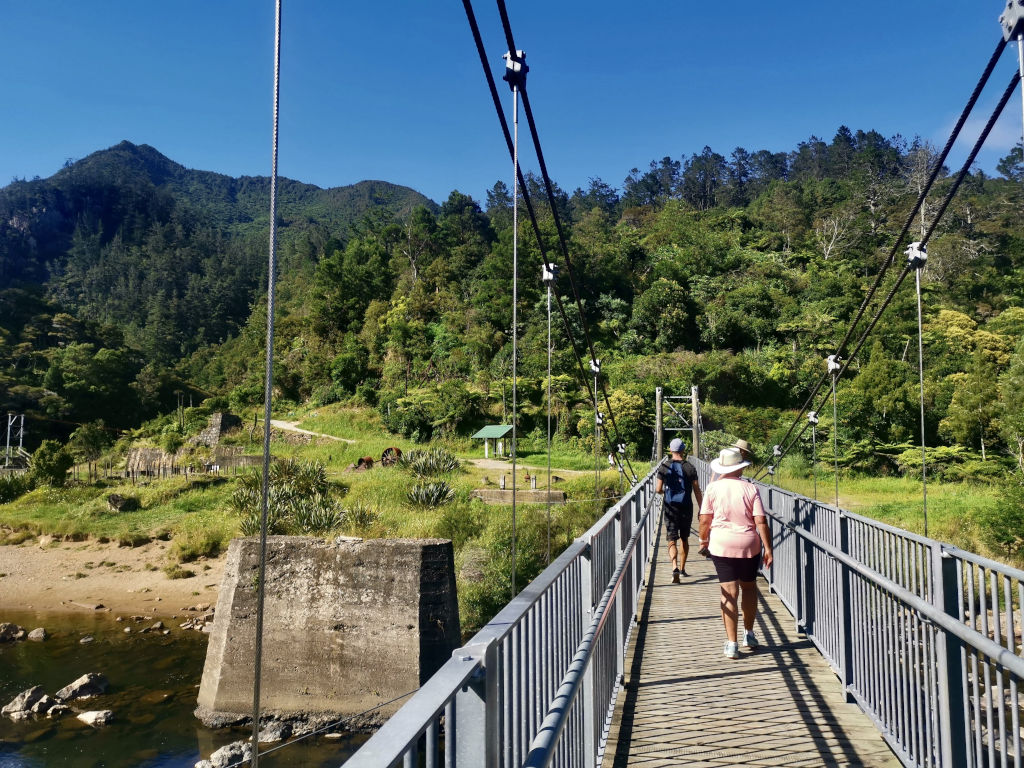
[654,386,701,460]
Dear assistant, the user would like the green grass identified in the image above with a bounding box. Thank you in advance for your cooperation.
[0,476,235,552]
[771,466,1001,560]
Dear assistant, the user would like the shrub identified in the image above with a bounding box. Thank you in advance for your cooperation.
[0,474,33,503]
[408,481,456,507]
[30,440,74,487]
[976,474,1024,561]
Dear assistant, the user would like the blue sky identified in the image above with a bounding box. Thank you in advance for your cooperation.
[1,1,1022,205]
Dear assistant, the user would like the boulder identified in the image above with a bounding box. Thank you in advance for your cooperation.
[258,720,293,743]
[3,686,47,716]
[27,628,47,642]
[55,673,108,702]
[195,740,252,768]
[0,623,26,642]
[77,710,114,727]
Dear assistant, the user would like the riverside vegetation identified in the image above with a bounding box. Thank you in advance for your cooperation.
[2,133,1024,629]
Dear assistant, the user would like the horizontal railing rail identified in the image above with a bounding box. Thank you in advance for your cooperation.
[693,458,1023,768]
[344,460,664,768]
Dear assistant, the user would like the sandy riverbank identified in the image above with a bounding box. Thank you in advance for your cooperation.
[0,538,225,617]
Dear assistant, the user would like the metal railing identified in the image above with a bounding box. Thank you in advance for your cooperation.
[344,461,663,768]
[692,458,1024,768]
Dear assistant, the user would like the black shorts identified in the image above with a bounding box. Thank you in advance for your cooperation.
[710,554,762,583]
[663,504,693,542]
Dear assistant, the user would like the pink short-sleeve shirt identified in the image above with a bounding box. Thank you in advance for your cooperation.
[699,477,766,559]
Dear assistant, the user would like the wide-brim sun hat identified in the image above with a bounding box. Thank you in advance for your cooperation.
[732,438,752,456]
[710,447,751,475]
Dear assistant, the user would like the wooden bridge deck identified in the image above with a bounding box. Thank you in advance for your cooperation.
[602,524,901,767]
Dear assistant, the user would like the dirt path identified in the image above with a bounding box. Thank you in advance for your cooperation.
[0,538,224,618]
[270,419,356,443]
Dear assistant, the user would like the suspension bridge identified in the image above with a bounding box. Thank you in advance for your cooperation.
[216,0,1024,766]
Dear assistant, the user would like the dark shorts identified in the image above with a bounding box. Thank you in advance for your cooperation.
[710,554,762,583]
[663,503,693,542]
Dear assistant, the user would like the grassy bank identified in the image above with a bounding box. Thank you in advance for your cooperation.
[772,467,1001,562]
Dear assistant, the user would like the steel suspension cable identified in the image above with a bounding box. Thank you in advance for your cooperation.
[511,81,519,598]
[461,0,634,480]
[494,0,640,482]
[766,70,1022,476]
[251,1,282,765]
[754,38,1010,480]
[829,37,1008,364]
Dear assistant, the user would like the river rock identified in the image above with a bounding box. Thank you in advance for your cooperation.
[0,623,26,642]
[2,686,47,716]
[27,628,47,641]
[29,693,60,715]
[258,720,292,743]
[77,710,114,727]
[195,739,252,768]
[56,673,108,702]
[79,635,94,644]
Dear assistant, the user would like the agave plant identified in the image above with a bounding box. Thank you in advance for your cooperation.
[292,500,345,535]
[232,460,342,536]
[341,503,379,534]
[398,448,461,478]
[407,480,456,507]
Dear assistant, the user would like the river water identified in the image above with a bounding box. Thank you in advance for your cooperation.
[0,610,367,767]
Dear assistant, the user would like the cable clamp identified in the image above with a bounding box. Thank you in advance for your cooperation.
[607,453,616,467]
[904,241,927,270]
[1000,1,1024,41]
[589,358,601,375]
[502,50,529,90]
[826,354,842,375]
[617,443,626,454]
[772,444,782,458]
[767,465,776,476]
[807,411,819,425]
[542,263,558,284]
[595,411,604,426]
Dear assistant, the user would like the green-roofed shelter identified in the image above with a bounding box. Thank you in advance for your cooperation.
[471,425,513,458]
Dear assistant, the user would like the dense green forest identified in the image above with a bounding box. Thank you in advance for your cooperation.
[2,133,1024,482]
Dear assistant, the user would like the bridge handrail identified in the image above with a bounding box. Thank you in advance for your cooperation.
[779,517,1024,679]
[344,460,664,768]
[523,486,654,767]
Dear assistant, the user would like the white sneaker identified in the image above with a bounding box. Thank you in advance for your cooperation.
[723,640,739,659]
[742,630,758,650]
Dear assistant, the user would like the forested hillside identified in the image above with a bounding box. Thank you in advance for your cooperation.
[2,130,1023,480]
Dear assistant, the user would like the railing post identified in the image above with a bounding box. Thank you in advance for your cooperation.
[453,642,500,768]
[804,504,816,638]
[613,509,626,685]
[794,501,804,634]
[580,540,597,768]
[932,547,968,768]
[838,512,855,702]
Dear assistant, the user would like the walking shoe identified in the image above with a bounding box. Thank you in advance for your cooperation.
[723,640,739,660]
[742,630,758,650]
[680,570,689,578]
[671,568,680,584]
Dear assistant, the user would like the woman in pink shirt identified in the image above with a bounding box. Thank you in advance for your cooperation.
[698,447,774,660]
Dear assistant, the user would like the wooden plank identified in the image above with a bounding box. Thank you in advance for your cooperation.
[602,522,901,767]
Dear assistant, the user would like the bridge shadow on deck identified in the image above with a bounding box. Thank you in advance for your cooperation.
[603,525,900,767]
